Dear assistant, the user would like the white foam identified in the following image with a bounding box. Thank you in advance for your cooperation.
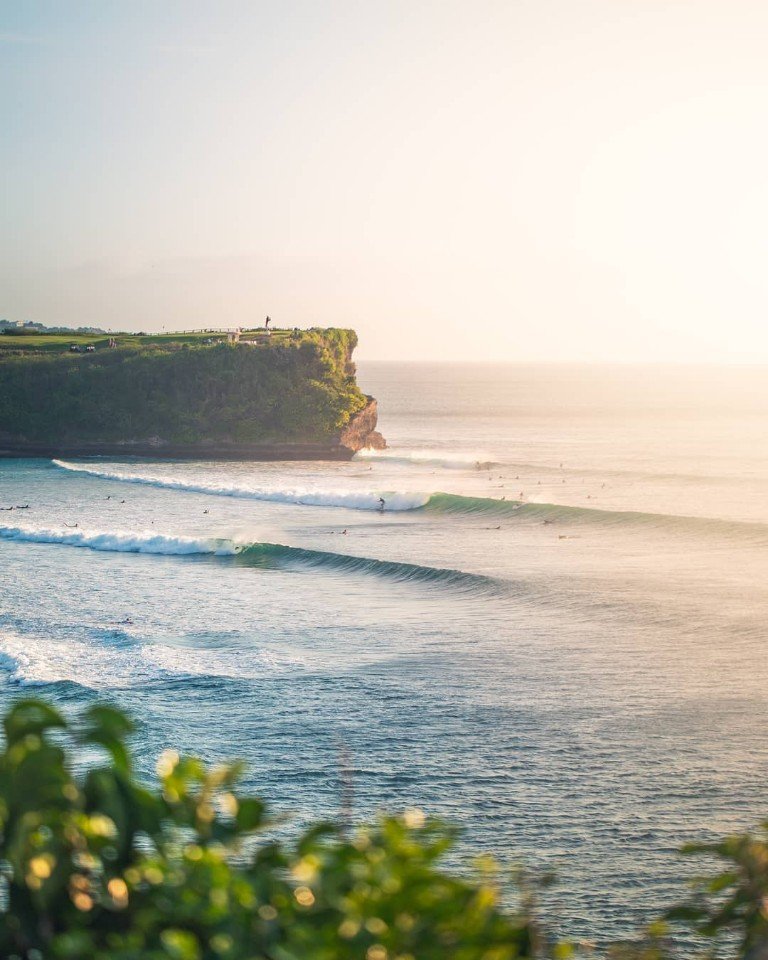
[144,644,308,679]
[0,523,238,556]
[0,629,307,689]
[52,459,429,511]
[0,631,130,688]
[354,447,495,470]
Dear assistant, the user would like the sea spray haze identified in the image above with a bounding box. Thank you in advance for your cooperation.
[1,362,767,944]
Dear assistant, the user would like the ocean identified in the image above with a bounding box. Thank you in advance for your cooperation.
[1,361,767,943]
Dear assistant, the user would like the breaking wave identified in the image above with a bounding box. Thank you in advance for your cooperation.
[52,460,429,512]
[2,521,501,594]
[49,461,765,537]
[0,524,238,555]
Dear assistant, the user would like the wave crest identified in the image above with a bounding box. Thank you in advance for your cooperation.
[0,524,237,555]
[52,460,429,512]
[238,541,501,592]
[47,461,767,537]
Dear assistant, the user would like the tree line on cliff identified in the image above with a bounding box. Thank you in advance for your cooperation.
[0,329,367,445]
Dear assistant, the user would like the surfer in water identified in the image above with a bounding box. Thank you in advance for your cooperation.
[378,497,386,512]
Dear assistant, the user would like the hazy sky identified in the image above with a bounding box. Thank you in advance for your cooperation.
[3,1,768,361]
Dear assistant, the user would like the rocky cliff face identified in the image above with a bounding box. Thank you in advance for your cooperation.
[337,398,386,456]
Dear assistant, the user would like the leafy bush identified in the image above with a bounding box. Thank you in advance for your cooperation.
[0,699,540,959]
[1,697,767,959]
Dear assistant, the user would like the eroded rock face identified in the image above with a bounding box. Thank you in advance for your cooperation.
[338,398,386,456]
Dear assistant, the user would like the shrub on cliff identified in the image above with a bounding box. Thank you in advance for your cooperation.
[1,697,766,959]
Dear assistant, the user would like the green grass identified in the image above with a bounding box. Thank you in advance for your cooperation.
[0,328,296,354]
[0,333,109,352]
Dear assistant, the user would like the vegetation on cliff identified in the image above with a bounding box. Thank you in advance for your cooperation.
[1,696,767,959]
[0,329,369,447]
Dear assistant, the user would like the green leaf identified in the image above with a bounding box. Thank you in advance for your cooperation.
[236,797,266,832]
[4,699,66,744]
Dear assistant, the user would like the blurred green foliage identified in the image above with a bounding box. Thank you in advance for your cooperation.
[1,697,767,959]
[0,329,368,445]
[0,698,541,959]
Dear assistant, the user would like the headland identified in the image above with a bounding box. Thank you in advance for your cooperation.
[0,326,385,460]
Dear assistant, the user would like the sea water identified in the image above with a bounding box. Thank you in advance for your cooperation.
[1,362,767,942]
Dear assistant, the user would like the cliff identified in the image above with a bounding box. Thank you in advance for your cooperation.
[0,328,386,460]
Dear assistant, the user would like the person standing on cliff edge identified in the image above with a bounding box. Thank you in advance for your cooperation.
[265,316,271,329]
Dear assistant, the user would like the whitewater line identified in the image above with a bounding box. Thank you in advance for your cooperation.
[0,524,238,556]
[52,459,430,512]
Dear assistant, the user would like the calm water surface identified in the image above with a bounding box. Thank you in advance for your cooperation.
[1,362,767,942]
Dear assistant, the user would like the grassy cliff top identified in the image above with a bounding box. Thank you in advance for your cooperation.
[0,326,314,355]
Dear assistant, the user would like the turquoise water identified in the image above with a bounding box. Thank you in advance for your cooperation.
[2,362,768,941]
